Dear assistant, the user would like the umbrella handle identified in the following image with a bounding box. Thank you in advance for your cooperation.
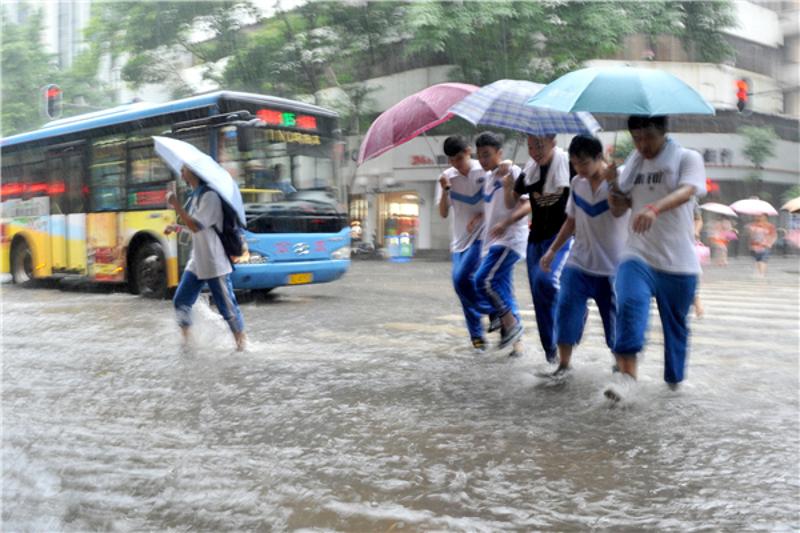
[422,131,446,171]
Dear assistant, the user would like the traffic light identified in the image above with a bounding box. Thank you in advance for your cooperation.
[43,84,62,119]
[735,78,750,113]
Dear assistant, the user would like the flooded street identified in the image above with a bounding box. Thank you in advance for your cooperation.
[3,258,799,531]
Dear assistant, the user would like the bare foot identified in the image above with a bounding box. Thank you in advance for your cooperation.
[234,331,247,352]
[509,340,524,358]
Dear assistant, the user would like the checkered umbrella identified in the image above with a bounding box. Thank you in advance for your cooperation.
[449,79,600,136]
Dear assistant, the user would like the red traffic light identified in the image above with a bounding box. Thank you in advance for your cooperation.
[735,78,749,112]
[43,83,63,119]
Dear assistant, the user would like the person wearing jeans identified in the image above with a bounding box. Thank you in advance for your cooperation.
[166,165,246,351]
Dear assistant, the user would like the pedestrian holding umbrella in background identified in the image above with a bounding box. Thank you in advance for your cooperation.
[529,66,714,401]
[701,202,739,266]
[746,213,778,278]
[730,198,778,277]
[154,136,247,352]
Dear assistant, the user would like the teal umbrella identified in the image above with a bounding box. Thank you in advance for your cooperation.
[527,66,715,116]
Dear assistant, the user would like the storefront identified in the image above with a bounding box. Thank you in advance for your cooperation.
[349,191,420,247]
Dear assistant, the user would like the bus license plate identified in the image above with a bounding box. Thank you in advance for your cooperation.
[288,273,313,285]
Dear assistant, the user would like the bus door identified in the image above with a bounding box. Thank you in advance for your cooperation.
[46,143,88,274]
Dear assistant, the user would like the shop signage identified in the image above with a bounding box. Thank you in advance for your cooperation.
[411,155,435,166]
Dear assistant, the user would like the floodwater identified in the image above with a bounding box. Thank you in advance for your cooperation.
[2,259,799,531]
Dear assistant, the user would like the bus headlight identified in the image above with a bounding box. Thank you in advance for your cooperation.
[241,252,269,264]
[330,246,350,260]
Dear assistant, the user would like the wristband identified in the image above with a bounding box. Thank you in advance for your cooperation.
[444,186,451,191]
[645,204,660,216]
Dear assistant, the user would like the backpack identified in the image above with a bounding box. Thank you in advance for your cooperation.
[194,185,246,262]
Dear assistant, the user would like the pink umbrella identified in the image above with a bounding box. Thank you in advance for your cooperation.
[357,83,479,165]
[699,202,737,217]
[729,198,778,216]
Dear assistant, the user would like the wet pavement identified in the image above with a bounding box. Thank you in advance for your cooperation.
[2,257,799,531]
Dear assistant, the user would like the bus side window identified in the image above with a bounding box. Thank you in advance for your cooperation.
[47,155,67,214]
[66,152,86,213]
[1,152,23,202]
[23,158,47,201]
[89,136,126,212]
[127,143,171,210]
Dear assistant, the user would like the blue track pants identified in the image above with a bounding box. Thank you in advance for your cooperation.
[556,266,616,350]
[452,240,495,339]
[614,259,697,384]
[475,245,522,322]
[526,237,573,357]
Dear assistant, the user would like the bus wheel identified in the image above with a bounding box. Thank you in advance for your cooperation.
[11,239,33,284]
[133,242,166,299]
[255,288,274,299]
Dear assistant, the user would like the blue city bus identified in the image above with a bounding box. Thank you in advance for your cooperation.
[0,91,351,297]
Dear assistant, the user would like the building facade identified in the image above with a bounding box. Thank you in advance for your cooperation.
[7,0,798,252]
[344,0,800,251]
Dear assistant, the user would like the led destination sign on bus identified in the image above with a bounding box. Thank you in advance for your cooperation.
[256,109,318,131]
[264,129,321,145]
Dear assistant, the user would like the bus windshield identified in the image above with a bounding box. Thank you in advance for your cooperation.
[217,126,337,204]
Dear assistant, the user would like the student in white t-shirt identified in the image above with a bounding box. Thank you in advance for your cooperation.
[540,135,630,378]
[166,166,246,351]
[472,132,529,355]
[604,115,707,401]
[436,136,497,351]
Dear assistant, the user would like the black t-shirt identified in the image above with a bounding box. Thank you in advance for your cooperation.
[514,162,572,244]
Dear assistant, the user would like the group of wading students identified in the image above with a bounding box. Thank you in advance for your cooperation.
[437,116,706,401]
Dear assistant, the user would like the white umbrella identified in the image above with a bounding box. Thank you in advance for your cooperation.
[781,197,800,213]
[729,198,778,217]
[699,202,737,217]
[153,136,246,226]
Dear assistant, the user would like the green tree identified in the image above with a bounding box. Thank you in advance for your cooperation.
[740,126,778,169]
[782,184,800,204]
[55,46,116,119]
[627,0,735,63]
[405,1,734,85]
[739,125,778,196]
[1,6,55,135]
[84,1,256,94]
[610,132,634,164]
[680,1,736,62]
[221,2,402,131]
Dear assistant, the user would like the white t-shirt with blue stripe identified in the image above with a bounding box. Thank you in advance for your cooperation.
[482,164,528,257]
[435,160,487,253]
[565,177,630,277]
